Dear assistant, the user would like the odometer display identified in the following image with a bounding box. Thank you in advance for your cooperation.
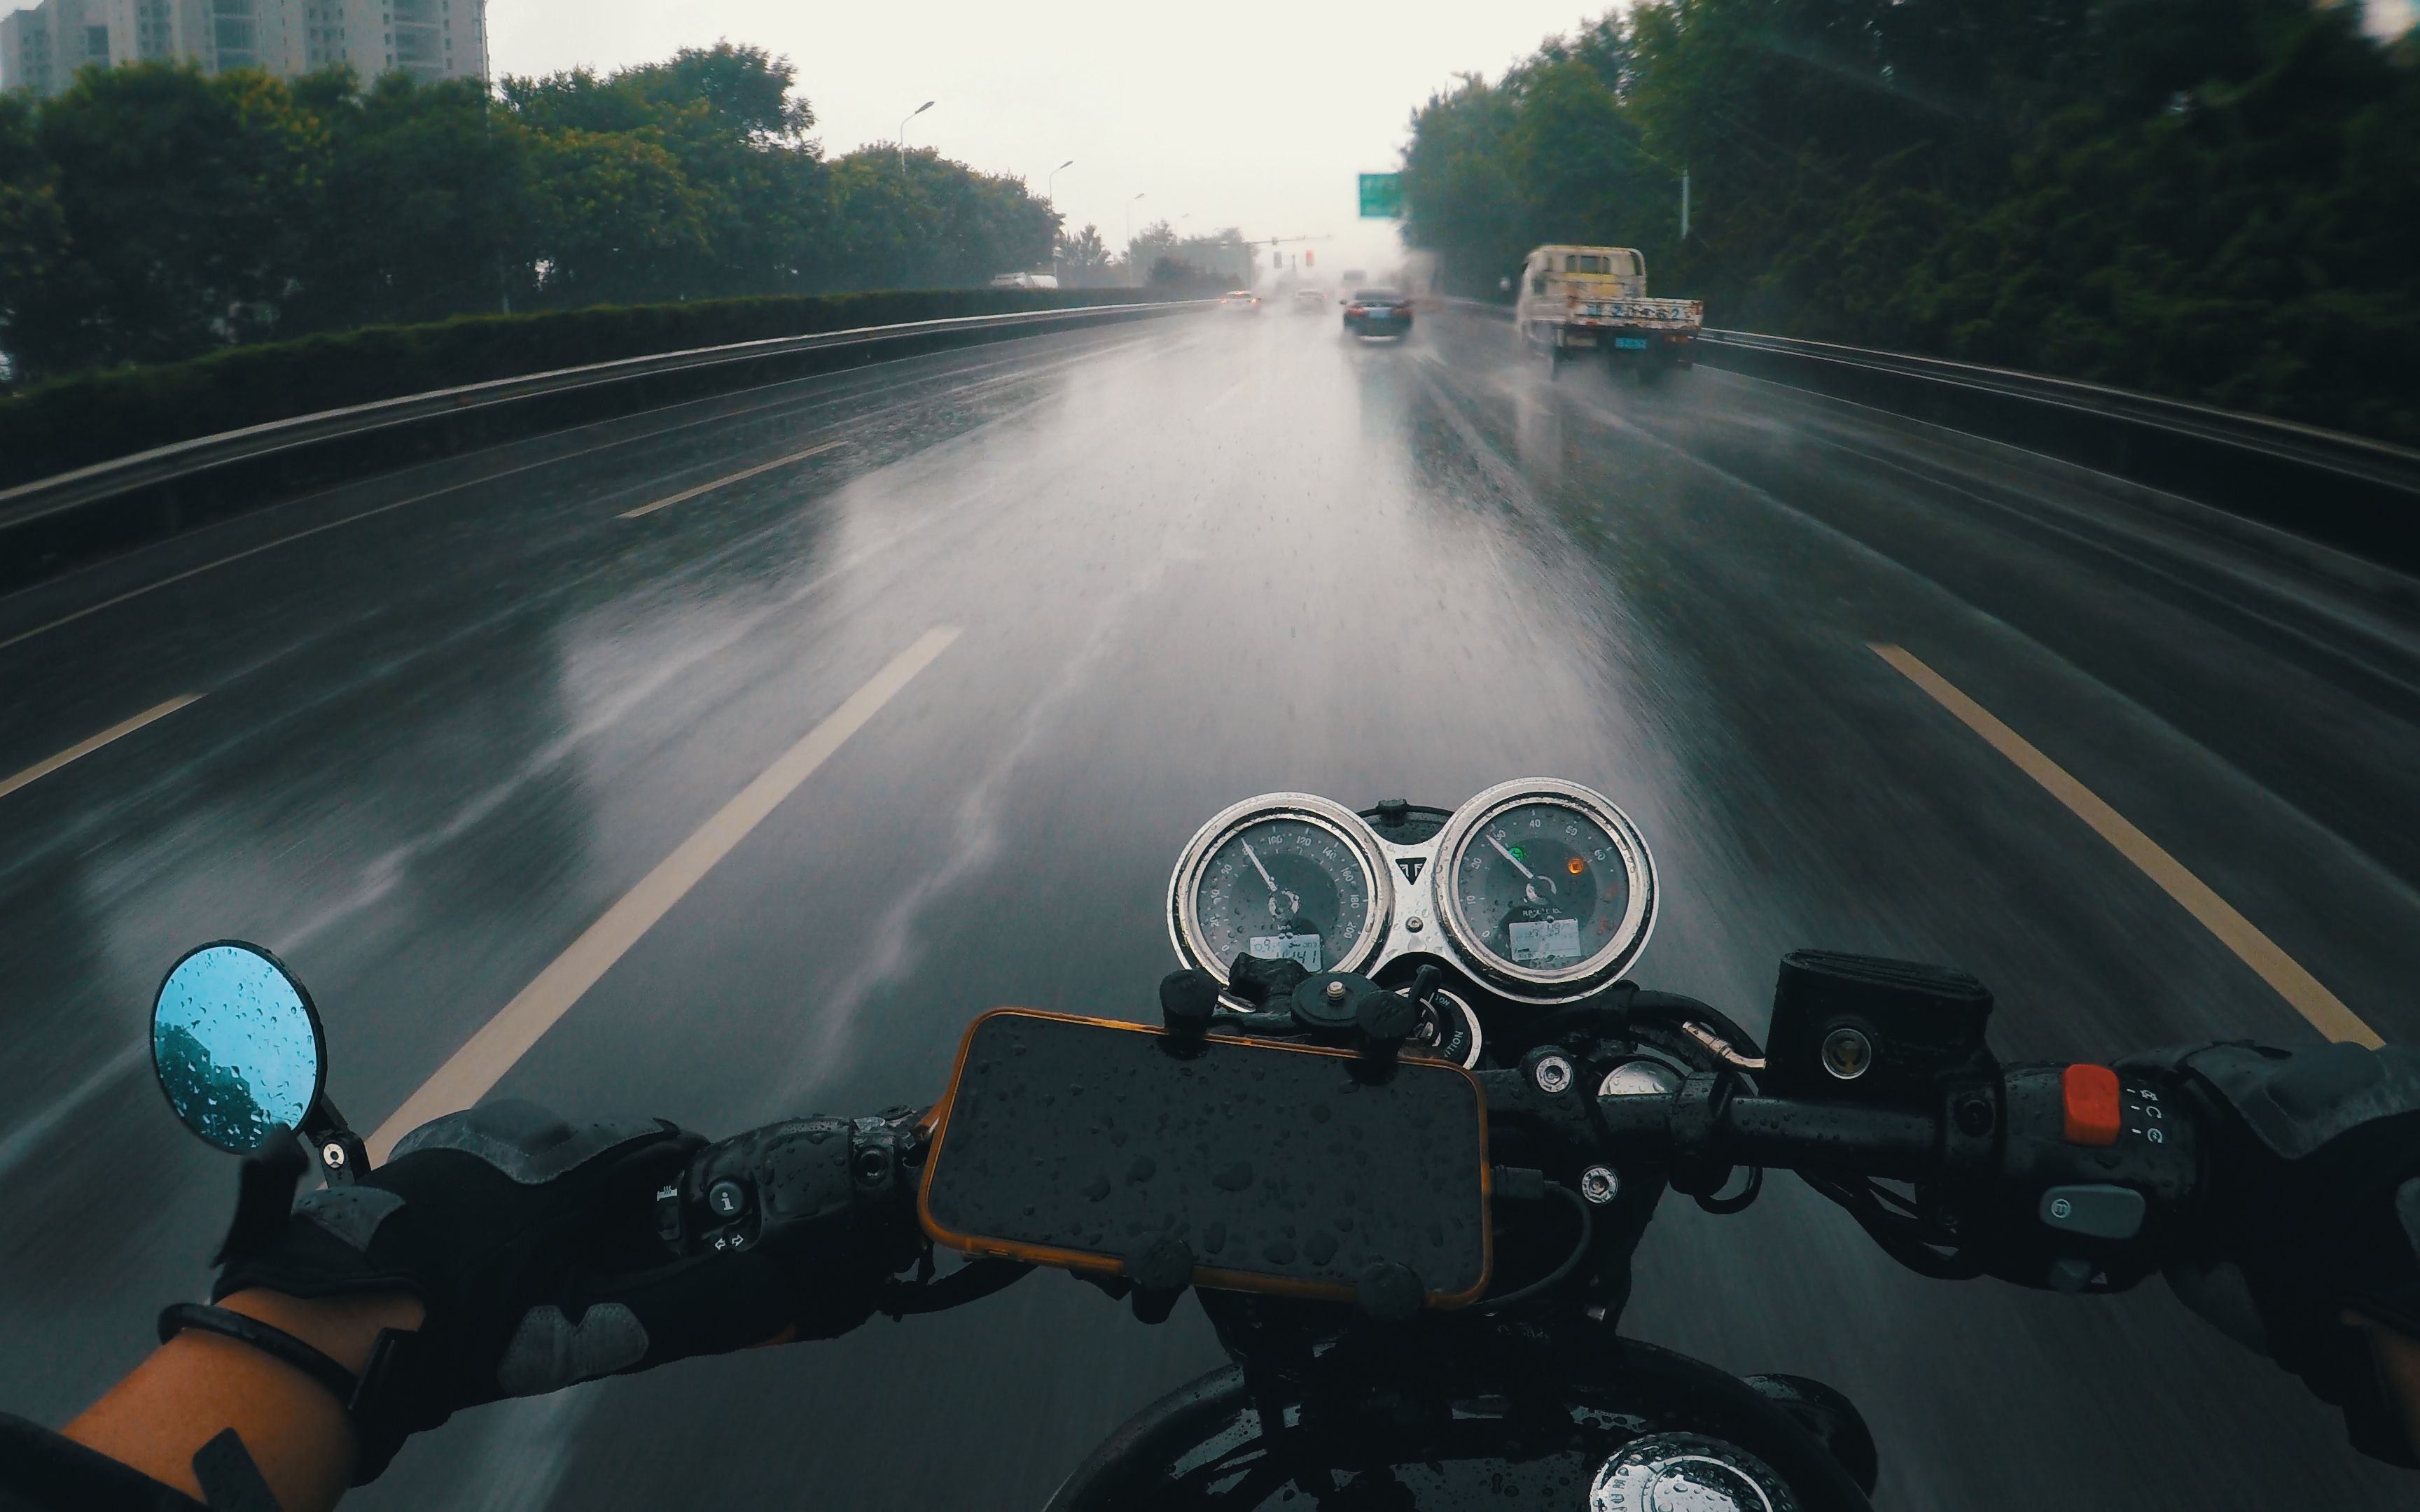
[1436,781,1656,995]
[1170,795,1391,983]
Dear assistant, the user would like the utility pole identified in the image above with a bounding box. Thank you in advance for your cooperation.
[1681,168,1691,241]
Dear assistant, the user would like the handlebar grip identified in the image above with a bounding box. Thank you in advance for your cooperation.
[1714,1097,1940,1179]
[1596,1076,1940,1179]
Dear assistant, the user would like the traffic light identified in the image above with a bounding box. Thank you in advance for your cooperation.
[1306,249,1315,267]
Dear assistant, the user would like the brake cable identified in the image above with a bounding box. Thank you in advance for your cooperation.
[1475,1183,1594,1312]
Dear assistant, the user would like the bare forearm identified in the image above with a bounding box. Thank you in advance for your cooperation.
[63,1290,422,1512]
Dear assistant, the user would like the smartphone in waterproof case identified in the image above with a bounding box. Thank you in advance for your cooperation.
[919,1009,1492,1307]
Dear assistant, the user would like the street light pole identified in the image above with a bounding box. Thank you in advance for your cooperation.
[1047,160,1076,282]
[898,100,933,183]
[1125,191,1146,258]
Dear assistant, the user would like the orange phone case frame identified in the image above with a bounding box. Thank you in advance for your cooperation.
[917,1007,1494,1309]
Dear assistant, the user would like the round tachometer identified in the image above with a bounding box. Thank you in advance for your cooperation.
[1435,778,1656,998]
[1170,794,1392,983]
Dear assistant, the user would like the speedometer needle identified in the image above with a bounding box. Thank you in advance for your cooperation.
[1488,835,1536,880]
[1241,841,1279,892]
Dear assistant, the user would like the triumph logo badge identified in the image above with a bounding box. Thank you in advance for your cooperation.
[1397,858,1426,883]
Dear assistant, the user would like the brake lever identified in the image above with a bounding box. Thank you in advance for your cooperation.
[880,1256,1035,1317]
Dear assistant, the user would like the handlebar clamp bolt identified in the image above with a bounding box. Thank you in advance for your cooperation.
[1534,1056,1574,1095]
[1579,1166,1620,1205]
[1326,981,1348,1004]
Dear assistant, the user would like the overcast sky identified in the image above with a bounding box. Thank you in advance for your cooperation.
[483,0,1613,273]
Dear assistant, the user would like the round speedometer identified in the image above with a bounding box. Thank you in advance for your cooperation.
[1170,793,1392,984]
[1435,778,1656,998]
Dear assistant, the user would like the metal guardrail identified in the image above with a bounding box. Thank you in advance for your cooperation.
[0,299,1208,595]
[1437,298,2420,575]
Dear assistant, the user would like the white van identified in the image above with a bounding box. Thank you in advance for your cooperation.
[987,272,1062,290]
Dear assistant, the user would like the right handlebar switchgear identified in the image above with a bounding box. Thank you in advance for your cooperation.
[1970,1063,2200,1293]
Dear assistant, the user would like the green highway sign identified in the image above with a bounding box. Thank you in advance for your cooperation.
[1358,173,1403,219]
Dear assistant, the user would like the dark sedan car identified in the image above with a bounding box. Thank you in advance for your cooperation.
[1342,287,1414,338]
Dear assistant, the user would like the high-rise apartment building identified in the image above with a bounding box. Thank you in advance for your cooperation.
[4,0,110,97]
[1,0,486,97]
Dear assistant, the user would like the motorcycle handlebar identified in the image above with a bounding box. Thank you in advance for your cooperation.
[1596,1085,1943,1180]
[1583,1058,2206,1292]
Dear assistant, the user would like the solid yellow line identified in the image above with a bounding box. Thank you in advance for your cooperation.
[0,694,201,803]
[618,440,844,519]
[368,624,961,1159]
[1872,643,2380,1047]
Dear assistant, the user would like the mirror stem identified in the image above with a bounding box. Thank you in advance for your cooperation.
[302,1094,369,1185]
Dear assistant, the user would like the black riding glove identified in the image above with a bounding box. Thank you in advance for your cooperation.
[208,1100,924,1481]
[2119,1041,2420,1466]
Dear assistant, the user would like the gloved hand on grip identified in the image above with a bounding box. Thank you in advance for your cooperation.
[650,1111,932,1350]
[207,1100,925,1483]
[2120,1040,2420,1466]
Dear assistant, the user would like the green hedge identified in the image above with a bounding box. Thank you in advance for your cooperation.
[0,286,1156,491]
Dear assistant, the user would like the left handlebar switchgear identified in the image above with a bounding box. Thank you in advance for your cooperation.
[651,1111,931,1339]
[656,1111,925,1257]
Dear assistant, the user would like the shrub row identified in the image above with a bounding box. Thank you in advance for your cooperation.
[0,286,1155,493]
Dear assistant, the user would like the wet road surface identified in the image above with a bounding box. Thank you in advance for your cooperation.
[5,306,2420,1508]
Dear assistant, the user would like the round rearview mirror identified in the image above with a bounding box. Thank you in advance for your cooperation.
[151,941,326,1154]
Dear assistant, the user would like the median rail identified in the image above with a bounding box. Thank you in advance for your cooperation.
[0,299,1208,595]
[1440,298,2420,575]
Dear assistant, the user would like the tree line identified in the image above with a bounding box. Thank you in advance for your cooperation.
[0,45,1079,384]
[1400,1,2420,441]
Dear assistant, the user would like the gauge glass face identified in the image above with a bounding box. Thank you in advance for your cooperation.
[1452,803,1632,974]
[1192,818,1374,974]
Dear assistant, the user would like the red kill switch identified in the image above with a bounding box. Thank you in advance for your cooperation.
[2062,1063,2122,1147]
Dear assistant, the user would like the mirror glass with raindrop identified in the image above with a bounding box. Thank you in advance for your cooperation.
[150,941,324,1154]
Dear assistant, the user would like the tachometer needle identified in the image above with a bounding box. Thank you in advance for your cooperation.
[1242,841,1279,892]
[1489,835,1537,880]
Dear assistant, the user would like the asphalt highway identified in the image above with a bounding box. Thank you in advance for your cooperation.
[4,304,2419,1509]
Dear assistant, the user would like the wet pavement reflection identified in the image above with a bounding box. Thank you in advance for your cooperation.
[2,312,2418,1508]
